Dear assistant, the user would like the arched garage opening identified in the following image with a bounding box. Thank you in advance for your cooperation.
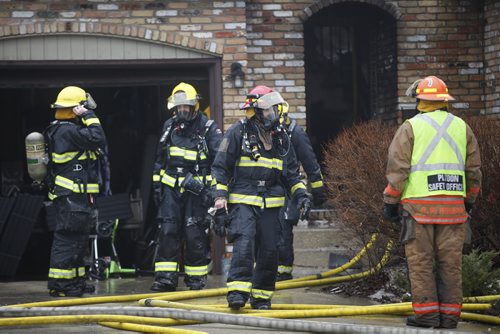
[0,33,222,277]
[304,2,397,160]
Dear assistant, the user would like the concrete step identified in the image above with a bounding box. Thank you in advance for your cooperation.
[292,221,358,250]
[293,246,353,268]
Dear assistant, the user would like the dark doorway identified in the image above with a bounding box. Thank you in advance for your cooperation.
[0,60,221,275]
[304,3,397,160]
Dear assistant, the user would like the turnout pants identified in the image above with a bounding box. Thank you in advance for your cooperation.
[277,196,299,276]
[154,186,209,285]
[226,204,281,301]
[48,194,92,292]
[405,219,466,328]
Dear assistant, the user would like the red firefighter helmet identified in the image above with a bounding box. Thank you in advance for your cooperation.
[415,76,455,101]
[240,85,274,110]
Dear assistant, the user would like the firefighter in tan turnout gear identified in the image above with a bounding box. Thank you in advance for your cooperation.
[383,76,481,329]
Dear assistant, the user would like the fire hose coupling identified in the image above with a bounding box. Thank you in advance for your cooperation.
[181,172,205,195]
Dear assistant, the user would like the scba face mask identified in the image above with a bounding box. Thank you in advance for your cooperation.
[257,106,280,130]
[176,105,197,122]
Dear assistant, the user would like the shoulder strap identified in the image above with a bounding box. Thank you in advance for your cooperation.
[289,119,297,133]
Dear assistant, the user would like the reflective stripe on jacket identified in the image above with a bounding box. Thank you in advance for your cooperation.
[46,112,106,200]
[212,119,306,207]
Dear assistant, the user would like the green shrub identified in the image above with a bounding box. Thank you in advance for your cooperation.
[462,249,500,297]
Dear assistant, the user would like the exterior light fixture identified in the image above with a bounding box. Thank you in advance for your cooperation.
[230,62,245,88]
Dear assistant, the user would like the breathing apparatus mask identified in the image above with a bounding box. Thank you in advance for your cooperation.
[168,91,199,122]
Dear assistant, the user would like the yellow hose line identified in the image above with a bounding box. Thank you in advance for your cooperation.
[288,233,379,282]
[138,299,267,314]
[99,322,206,334]
[460,312,500,325]
[463,295,500,303]
[144,300,491,318]
[0,314,198,327]
[202,302,492,312]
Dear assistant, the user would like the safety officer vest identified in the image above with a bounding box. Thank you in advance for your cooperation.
[401,111,467,200]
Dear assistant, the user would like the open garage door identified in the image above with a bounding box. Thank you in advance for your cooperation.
[0,33,222,275]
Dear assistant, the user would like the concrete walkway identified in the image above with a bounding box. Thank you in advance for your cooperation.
[0,275,495,333]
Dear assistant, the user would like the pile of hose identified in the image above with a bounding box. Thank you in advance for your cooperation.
[1,233,498,333]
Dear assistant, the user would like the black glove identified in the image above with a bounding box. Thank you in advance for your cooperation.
[383,203,400,222]
[465,202,473,215]
[208,207,228,237]
[311,187,327,206]
[201,187,214,207]
[297,195,311,220]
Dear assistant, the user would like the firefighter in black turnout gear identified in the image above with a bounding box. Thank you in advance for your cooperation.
[212,85,311,310]
[46,86,106,297]
[151,83,222,292]
[277,105,326,281]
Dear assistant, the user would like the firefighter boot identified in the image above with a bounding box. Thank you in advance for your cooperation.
[151,273,178,292]
[227,291,248,310]
[276,272,293,281]
[184,275,207,290]
[406,315,439,328]
[250,297,271,310]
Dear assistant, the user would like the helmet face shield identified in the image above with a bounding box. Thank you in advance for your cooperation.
[255,91,285,110]
[167,91,198,110]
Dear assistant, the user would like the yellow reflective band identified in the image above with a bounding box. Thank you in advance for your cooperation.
[251,288,274,300]
[237,156,283,170]
[422,88,438,93]
[48,192,56,200]
[216,184,228,191]
[160,174,177,187]
[152,175,161,182]
[160,169,166,175]
[48,268,76,279]
[278,265,293,274]
[184,265,208,276]
[169,146,207,161]
[228,193,263,207]
[311,180,324,189]
[76,267,86,277]
[291,182,306,195]
[52,151,97,163]
[54,175,99,193]
[52,151,79,163]
[154,262,178,272]
[78,151,97,160]
[227,281,252,292]
[265,197,285,208]
[211,178,217,186]
[82,117,101,126]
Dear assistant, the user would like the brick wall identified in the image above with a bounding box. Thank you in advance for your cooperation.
[484,0,500,118]
[396,0,485,117]
[0,0,499,130]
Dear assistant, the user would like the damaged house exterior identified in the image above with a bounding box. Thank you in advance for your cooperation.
[0,0,498,277]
